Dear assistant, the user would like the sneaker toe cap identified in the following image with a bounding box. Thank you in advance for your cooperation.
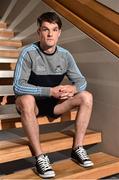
[45,170,55,177]
[84,160,94,167]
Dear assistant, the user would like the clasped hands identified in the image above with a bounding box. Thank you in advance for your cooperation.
[50,85,77,99]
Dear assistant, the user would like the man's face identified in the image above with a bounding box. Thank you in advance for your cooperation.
[38,21,61,49]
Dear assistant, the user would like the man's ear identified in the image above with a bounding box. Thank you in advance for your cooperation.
[58,29,61,37]
[37,29,40,35]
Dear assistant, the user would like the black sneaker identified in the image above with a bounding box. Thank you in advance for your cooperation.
[71,146,94,167]
[36,154,55,178]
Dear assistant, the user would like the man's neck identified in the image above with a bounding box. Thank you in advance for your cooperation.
[40,43,56,54]
[44,47,55,54]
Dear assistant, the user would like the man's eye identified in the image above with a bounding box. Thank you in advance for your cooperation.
[43,29,48,31]
[54,29,58,31]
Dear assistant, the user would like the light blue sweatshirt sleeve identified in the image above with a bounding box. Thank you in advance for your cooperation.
[66,51,87,92]
[13,45,50,96]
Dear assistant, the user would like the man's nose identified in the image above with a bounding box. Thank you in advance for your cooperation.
[48,30,53,36]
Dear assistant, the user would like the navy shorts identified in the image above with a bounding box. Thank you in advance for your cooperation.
[35,97,60,118]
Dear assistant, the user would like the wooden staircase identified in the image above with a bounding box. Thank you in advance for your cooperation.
[2,152,119,179]
[0,21,119,179]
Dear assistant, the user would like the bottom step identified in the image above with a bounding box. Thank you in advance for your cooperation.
[1,152,119,179]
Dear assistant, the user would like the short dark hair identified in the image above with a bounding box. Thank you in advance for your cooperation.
[37,12,62,29]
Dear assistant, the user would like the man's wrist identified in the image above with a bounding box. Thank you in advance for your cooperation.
[50,87,53,96]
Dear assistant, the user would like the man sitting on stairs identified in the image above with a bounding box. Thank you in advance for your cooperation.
[13,12,94,179]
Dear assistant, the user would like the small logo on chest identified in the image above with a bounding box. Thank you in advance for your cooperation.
[55,65,62,73]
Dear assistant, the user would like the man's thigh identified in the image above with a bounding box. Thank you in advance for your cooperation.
[53,93,81,115]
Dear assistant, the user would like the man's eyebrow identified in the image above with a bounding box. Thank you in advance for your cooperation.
[41,25,59,29]
[42,26,49,29]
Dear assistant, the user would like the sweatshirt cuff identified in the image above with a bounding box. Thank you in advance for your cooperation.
[40,87,50,97]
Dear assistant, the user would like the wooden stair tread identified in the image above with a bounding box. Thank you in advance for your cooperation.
[0,22,7,29]
[0,50,19,58]
[0,30,14,38]
[0,39,22,48]
[0,85,14,96]
[2,152,119,179]
[0,70,14,78]
[0,129,101,163]
[0,58,17,63]
[55,152,119,179]
[0,104,19,119]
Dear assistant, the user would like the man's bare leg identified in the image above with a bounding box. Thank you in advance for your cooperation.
[15,95,43,156]
[16,95,56,177]
[54,91,93,148]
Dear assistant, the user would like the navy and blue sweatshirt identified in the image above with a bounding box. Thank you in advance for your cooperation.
[13,42,87,97]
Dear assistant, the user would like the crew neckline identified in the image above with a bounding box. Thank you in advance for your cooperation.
[37,42,57,55]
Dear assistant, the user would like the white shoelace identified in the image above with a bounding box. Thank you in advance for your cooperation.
[37,155,52,172]
[75,147,89,160]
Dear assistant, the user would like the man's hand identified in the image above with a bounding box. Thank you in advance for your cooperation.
[50,85,77,99]
[50,85,64,98]
[59,85,77,99]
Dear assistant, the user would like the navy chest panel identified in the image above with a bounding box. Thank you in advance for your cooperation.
[28,71,65,87]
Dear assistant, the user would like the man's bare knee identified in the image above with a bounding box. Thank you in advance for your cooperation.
[79,91,93,107]
[16,95,36,114]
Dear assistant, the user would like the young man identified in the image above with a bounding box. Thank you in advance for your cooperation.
[13,12,93,178]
